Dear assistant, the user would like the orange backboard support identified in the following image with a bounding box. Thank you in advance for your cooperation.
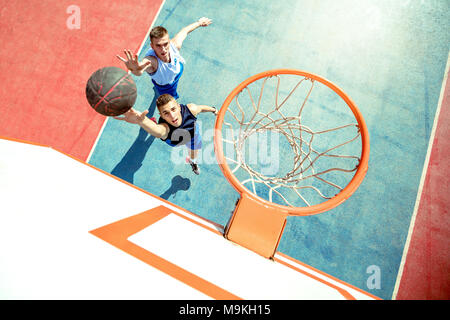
[225,193,288,259]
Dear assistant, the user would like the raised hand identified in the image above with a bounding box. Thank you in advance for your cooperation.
[116,49,151,72]
[114,108,149,124]
[197,17,212,27]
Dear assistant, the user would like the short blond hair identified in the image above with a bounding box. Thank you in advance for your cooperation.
[150,26,168,42]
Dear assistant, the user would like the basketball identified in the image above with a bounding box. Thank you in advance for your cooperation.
[86,66,137,116]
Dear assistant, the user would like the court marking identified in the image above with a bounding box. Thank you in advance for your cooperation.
[86,0,167,163]
[90,206,241,300]
[392,51,450,299]
[90,201,378,300]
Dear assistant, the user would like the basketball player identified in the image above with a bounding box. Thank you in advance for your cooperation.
[116,17,212,99]
[114,94,218,175]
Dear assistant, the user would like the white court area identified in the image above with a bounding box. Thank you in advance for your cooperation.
[0,137,378,300]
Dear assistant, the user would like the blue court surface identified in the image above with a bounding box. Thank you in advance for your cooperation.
[88,0,450,300]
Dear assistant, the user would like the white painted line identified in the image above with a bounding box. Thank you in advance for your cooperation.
[86,0,167,163]
[392,50,450,300]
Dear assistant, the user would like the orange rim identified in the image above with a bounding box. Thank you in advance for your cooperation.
[214,69,370,216]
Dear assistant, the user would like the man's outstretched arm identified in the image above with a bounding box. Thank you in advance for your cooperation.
[114,108,169,139]
[187,103,218,117]
[171,17,212,50]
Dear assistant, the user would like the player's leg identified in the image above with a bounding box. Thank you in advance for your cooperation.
[188,148,198,160]
[186,146,200,174]
[186,126,202,175]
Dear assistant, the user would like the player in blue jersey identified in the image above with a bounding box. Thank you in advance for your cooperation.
[114,94,217,175]
[117,17,212,99]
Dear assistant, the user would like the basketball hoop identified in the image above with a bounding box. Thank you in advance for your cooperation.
[214,69,369,258]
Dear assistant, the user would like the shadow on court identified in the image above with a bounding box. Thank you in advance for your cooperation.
[111,128,155,184]
[159,175,191,200]
[111,91,159,184]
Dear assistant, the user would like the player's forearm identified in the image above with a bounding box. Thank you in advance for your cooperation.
[199,105,217,113]
[136,118,165,138]
[176,19,205,42]
[182,20,202,35]
[173,18,210,49]
[173,22,199,47]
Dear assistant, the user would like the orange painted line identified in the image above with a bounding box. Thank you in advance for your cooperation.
[275,252,382,300]
[89,206,241,300]
[0,135,51,148]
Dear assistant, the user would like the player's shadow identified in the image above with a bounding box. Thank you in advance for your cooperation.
[159,175,191,200]
[111,128,155,184]
[111,90,159,184]
[146,87,158,119]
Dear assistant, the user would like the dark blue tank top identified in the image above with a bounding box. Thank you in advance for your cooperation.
[158,104,197,147]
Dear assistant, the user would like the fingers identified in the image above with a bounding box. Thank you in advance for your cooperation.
[113,108,140,122]
[126,108,138,116]
[124,49,133,61]
[113,110,132,120]
[117,49,137,63]
[118,49,138,62]
[198,17,212,26]
[116,54,127,62]
[140,110,149,119]
[117,50,141,72]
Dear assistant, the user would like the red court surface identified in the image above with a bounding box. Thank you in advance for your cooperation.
[395,66,450,300]
[0,0,162,160]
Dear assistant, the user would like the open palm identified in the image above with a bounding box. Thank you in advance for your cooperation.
[114,108,149,124]
[116,49,150,72]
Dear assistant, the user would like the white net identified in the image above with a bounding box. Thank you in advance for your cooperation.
[220,73,363,208]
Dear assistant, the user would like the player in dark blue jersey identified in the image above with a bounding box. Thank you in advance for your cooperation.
[114,94,217,175]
